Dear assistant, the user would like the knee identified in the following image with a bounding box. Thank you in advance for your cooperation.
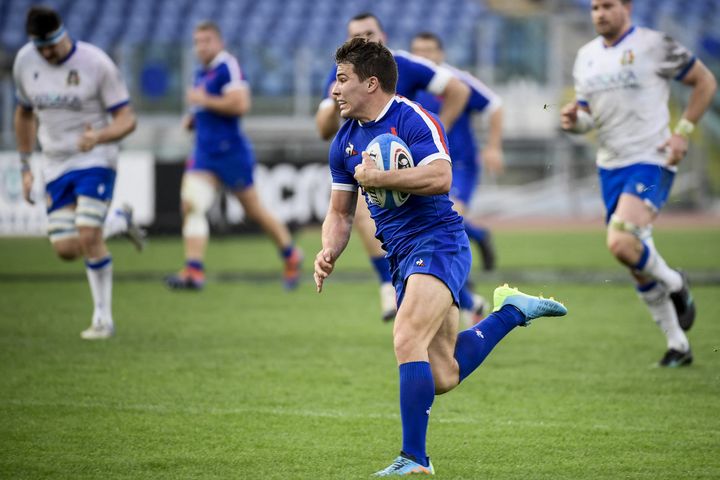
[52,241,80,261]
[393,331,422,363]
[606,235,627,258]
[78,228,103,252]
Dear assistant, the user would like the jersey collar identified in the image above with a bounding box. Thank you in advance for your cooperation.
[56,40,77,65]
[208,50,229,69]
[603,25,636,48]
[359,97,396,127]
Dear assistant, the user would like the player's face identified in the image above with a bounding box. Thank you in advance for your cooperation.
[193,29,223,65]
[333,63,371,120]
[35,36,72,64]
[347,18,386,45]
[591,0,631,39]
[410,38,444,65]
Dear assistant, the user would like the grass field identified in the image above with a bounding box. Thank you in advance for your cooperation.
[1,226,719,479]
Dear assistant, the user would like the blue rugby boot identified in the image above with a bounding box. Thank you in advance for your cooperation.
[372,453,435,476]
[493,284,567,325]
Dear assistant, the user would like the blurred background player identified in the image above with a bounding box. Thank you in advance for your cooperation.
[561,0,716,367]
[315,12,471,321]
[13,6,139,339]
[314,38,567,476]
[411,31,504,273]
[165,21,302,291]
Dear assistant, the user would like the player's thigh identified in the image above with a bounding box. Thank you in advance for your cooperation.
[607,193,654,247]
[235,185,266,218]
[393,274,454,358]
[181,171,218,215]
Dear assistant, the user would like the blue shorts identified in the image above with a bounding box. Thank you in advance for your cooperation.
[45,167,116,214]
[389,229,472,308]
[450,161,479,205]
[188,141,255,191]
[599,163,675,223]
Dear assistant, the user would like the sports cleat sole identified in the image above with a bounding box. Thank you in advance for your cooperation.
[493,284,567,324]
[670,270,695,332]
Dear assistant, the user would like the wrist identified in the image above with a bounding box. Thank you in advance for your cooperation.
[673,118,695,139]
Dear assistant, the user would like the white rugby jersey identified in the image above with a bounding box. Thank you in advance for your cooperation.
[13,41,130,182]
[572,26,695,169]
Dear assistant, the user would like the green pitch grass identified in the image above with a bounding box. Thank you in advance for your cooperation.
[1,226,719,479]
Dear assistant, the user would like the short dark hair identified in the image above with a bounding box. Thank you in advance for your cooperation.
[335,37,397,94]
[26,5,62,38]
[195,20,222,37]
[348,12,384,32]
[412,31,443,50]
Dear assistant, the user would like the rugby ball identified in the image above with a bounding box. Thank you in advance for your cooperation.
[364,133,414,209]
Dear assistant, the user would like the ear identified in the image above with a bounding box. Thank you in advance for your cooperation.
[366,76,380,94]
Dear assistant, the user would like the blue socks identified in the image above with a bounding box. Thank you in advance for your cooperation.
[458,283,475,311]
[280,245,294,259]
[464,222,488,244]
[454,305,525,382]
[399,361,434,467]
[634,242,650,270]
[370,255,392,283]
[186,259,204,272]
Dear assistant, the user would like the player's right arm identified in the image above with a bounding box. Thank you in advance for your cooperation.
[314,188,357,293]
[315,135,358,292]
[13,48,36,204]
[561,51,594,133]
[315,68,341,141]
[14,105,36,204]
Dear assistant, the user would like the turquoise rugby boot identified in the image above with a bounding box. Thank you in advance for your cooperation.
[372,454,435,476]
[493,284,567,325]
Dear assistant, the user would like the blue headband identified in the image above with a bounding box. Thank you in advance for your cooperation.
[32,25,66,47]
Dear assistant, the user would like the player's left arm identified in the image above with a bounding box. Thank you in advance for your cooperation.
[78,104,137,152]
[662,59,717,166]
[355,152,451,196]
[482,105,504,174]
[437,76,470,131]
[187,85,251,117]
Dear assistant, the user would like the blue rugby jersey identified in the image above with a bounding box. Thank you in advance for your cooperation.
[322,49,453,103]
[328,96,464,257]
[413,64,500,167]
[192,50,249,154]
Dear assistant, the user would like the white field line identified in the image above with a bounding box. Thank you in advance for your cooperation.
[0,397,684,433]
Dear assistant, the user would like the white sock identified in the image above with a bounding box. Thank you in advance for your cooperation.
[635,237,682,292]
[85,256,114,329]
[103,208,128,239]
[637,282,689,352]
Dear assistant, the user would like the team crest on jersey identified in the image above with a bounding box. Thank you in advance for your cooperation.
[620,49,635,66]
[67,69,80,86]
[345,143,357,156]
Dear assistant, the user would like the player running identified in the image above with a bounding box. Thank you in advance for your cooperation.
[411,31,504,273]
[14,6,142,340]
[561,0,716,367]
[315,38,567,476]
[315,13,472,321]
[165,21,302,291]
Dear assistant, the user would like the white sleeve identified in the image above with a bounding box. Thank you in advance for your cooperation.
[221,56,249,93]
[12,49,32,108]
[426,66,453,95]
[98,53,130,111]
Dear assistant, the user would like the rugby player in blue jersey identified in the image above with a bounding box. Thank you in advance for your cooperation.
[315,13,472,322]
[411,32,503,273]
[313,38,567,476]
[166,22,302,290]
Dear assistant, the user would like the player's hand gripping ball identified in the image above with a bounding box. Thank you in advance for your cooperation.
[364,133,415,209]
